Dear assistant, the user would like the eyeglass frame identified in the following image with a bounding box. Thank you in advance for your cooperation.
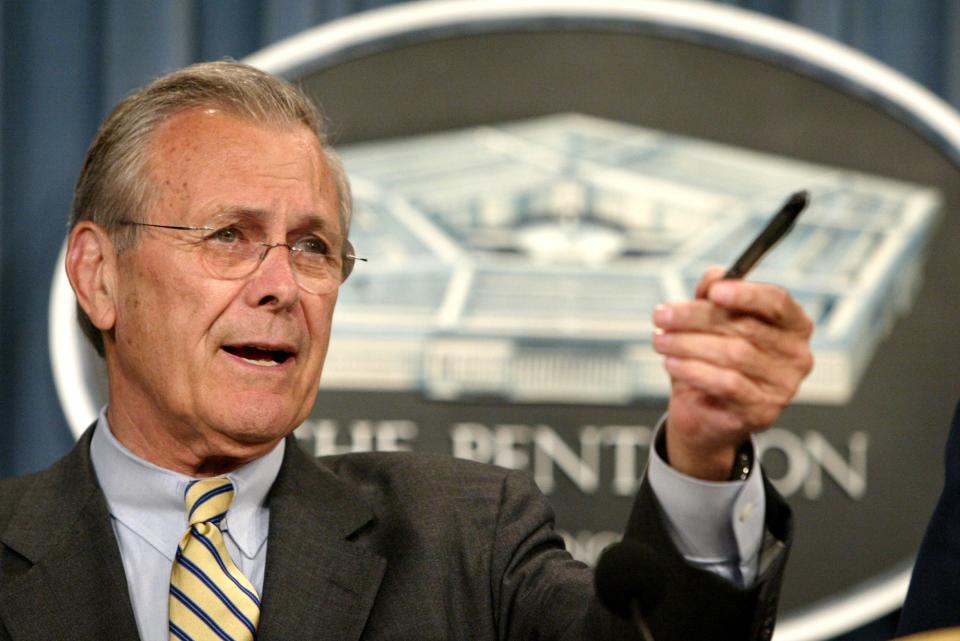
[119,220,365,294]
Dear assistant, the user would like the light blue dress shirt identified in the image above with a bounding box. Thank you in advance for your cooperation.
[89,408,284,641]
[90,407,764,641]
[646,424,765,585]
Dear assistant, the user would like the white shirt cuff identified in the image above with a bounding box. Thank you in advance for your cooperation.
[645,417,765,586]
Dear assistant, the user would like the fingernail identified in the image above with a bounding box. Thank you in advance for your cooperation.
[652,331,669,350]
[653,304,673,324]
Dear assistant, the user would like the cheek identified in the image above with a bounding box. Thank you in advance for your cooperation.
[116,284,179,359]
[117,258,221,353]
[304,298,336,364]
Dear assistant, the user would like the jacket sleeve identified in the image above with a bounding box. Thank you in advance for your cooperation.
[489,466,792,641]
[619,473,792,641]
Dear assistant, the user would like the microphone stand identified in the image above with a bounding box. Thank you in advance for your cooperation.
[631,600,656,641]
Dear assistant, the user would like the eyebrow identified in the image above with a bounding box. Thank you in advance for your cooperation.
[208,207,335,234]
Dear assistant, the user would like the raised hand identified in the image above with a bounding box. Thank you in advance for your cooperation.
[652,267,814,480]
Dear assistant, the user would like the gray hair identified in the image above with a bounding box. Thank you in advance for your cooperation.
[70,60,352,357]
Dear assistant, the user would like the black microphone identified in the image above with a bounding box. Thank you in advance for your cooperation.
[595,540,668,641]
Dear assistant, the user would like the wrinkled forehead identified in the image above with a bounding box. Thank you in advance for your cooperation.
[145,105,326,175]
[142,108,340,227]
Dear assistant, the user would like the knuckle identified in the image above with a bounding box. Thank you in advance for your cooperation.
[724,339,753,368]
[799,349,815,376]
[756,405,780,427]
[709,304,731,329]
[783,341,814,377]
[768,287,790,322]
[732,316,763,342]
[737,283,757,309]
[719,370,744,397]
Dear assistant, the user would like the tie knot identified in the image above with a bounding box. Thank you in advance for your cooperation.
[184,477,234,527]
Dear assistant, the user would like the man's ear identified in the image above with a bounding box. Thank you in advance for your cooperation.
[65,221,119,331]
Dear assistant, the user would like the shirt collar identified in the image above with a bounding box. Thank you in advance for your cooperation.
[89,406,285,561]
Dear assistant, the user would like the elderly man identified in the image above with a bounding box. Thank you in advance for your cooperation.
[0,62,812,641]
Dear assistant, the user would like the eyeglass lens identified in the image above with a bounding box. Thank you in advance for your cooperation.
[200,238,355,295]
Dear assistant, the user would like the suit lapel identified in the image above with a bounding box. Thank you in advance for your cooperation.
[1,430,386,641]
[257,439,385,641]
[0,428,140,641]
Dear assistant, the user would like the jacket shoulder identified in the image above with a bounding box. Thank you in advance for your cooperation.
[0,472,45,532]
[313,451,539,527]
[317,451,514,495]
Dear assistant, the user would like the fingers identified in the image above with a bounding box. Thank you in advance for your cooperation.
[706,279,813,335]
[694,266,727,299]
[652,298,813,406]
[664,357,764,407]
[654,308,812,366]
[655,331,777,382]
[665,276,812,332]
[654,283,814,346]
[654,272,815,452]
[663,357,797,429]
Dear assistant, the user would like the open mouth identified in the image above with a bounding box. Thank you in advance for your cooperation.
[222,345,294,367]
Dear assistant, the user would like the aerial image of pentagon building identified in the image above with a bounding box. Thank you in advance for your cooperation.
[323,114,941,406]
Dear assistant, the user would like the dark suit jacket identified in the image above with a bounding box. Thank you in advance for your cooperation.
[0,426,791,641]
[898,399,960,636]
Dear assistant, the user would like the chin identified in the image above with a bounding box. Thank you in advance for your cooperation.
[209,401,304,446]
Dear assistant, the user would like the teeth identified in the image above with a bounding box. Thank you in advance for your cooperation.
[223,345,291,365]
[241,357,281,367]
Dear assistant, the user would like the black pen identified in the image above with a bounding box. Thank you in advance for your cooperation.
[723,190,809,279]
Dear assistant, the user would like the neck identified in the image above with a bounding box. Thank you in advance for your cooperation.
[105,404,280,477]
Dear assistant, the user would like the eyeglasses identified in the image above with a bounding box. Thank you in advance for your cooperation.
[122,220,365,295]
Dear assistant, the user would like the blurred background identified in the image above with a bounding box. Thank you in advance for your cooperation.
[3,2,960,639]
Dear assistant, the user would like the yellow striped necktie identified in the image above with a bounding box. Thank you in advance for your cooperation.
[169,478,261,641]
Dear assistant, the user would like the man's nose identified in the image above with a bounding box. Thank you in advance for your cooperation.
[249,243,301,306]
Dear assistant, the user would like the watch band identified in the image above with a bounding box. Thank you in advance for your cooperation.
[729,441,754,481]
[655,427,754,482]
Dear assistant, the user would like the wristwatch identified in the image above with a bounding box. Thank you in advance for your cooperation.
[656,427,754,481]
[729,441,754,481]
